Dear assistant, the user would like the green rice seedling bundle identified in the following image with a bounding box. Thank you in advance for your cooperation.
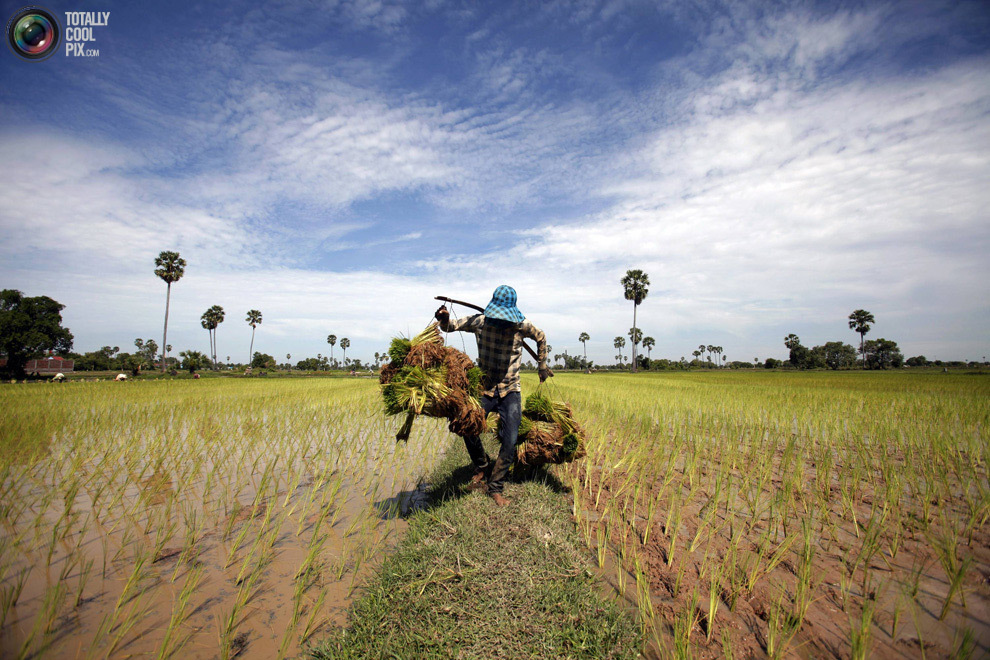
[380,323,487,441]
[496,388,587,467]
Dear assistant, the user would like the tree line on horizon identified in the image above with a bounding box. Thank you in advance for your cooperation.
[0,260,983,379]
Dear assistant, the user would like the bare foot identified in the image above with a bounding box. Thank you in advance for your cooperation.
[490,492,511,507]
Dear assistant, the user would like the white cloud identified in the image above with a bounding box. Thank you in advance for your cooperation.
[2,2,988,366]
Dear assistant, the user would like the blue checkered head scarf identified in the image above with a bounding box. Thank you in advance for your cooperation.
[484,285,525,323]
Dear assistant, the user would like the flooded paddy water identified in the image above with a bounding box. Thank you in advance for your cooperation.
[0,377,446,659]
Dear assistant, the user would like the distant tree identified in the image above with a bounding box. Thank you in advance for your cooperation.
[0,289,74,379]
[133,338,159,368]
[642,336,655,361]
[155,251,186,372]
[863,338,903,370]
[784,334,811,369]
[179,349,208,374]
[764,358,782,369]
[579,332,590,362]
[628,327,642,350]
[706,344,714,367]
[813,342,857,370]
[246,310,262,364]
[296,357,322,371]
[613,336,626,366]
[340,338,350,365]
[692,350,701,363]
[848,310,875,367]
[621,269,650,372]
[200,305,225,369]
[251,352,276,369]
[905,355,928,367]
[327,334,337,365]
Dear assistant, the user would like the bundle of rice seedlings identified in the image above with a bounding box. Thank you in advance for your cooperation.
[380,323,488,441]
[490,389,587,467]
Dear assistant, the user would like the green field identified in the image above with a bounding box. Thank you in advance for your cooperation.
[1,371,987,658]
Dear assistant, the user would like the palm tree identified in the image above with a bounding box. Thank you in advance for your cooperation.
[578,332,590,363]
[613,336,626,367]
[848,310,875,367]
[154,251,186,372]
[327,334,337,366]
[246,309,262,364]
[201,312,216,368]
[200,305,225,369]
[715,345,723,368]
[642,336,655,361]
[692,350,701,363]
[340,338,350,366]
[706,344,714,367]
[286,353,291,370]
[621,269,650,372]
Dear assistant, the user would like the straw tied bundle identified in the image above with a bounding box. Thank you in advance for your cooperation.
[380,323,586,466]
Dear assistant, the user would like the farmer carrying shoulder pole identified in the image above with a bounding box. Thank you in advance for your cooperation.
[435,285,551,506]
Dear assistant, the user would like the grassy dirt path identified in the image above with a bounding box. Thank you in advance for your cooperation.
[311,439,642,659]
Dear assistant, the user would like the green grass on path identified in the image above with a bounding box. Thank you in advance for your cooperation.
[311,440,641,660]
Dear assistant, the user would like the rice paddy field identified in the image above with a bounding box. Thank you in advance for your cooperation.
[1,370,988,658]
[555,371,990,658]
[0,378,447,659]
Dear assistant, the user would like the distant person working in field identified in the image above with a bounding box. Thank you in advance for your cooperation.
[436,285,551,506]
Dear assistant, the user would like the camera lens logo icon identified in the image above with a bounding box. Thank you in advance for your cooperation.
[7,6,60,61]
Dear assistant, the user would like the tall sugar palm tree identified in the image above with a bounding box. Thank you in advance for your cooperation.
[848,309,875,367]
[642,336,655,361]
[578,332,590,363]
[628,327,642,368]
[327,334,337,366]
[613,336,626,367]
[706,344,714,367]
[340,338,350,366]
[200,305,225,369]
[621,269,650,373]
[246,309,262,363]
[154,251,186,371]
[201,312,215,367]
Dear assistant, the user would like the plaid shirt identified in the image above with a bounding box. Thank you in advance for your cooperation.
[440,314,547,398]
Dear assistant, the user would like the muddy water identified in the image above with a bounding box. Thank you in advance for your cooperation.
[0,383,447,659]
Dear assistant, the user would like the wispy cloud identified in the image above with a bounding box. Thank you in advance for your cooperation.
[1,0,987,364]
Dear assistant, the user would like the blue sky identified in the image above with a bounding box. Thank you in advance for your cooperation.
[2,0,988,366]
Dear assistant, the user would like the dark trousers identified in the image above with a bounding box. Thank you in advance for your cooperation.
[463,391,521,494]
